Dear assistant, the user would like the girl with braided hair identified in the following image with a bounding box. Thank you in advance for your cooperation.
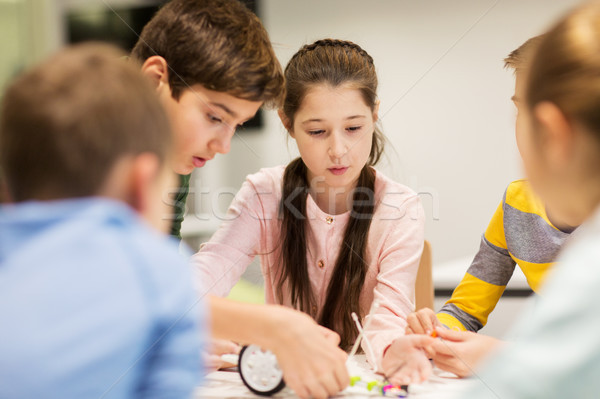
[192,38,429,383]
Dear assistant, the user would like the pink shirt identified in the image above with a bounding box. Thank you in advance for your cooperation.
[191,165,424,369]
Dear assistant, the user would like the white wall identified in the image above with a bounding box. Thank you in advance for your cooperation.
[192,0,581,266]
[1,0,582,265]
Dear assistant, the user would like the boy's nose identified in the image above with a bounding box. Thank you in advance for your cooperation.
[209,133,232,154]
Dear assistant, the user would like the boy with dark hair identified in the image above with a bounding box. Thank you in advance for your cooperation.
[131,0,285,239]
[0,43,203,398]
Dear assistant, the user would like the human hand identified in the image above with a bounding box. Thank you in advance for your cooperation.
[405,307,441,335]
[381,335,436,385]
[202,338,240,372]
[268,307,349,399]
[429,327,502,377]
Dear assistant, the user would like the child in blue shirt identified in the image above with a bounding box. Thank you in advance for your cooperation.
[0,43,203,398]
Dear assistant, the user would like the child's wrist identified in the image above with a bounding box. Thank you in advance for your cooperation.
[258,305,294,353]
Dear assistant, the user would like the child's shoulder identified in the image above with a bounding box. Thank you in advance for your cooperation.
[374,169,418,201]
[505,179,532,197]
[228,165,286,213]
[246,165,286,184]
[503,179,544,215]
[73,200,192,294]
[373,169,421,215]
[125,216,189,272]
[243,165,286,195]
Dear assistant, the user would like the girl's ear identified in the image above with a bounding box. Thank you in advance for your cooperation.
[141,56,170,92]
[278,109,294,137]
[373,100,380,122]
[533,101,574,167]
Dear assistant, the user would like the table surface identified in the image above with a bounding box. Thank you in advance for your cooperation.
[195,355,477,398]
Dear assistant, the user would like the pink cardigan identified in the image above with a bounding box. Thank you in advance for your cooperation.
[191,165,424,369]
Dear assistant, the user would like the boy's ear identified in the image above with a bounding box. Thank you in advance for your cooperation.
[129,153,163,224]
[99,154,169,232]
[278,109,294,137]
[533,101,574,166]
[140,56,170,90]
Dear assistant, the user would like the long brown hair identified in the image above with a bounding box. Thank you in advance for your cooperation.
[277,39,385,349]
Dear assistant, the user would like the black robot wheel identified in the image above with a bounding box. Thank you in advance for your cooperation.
[238,344,286,396]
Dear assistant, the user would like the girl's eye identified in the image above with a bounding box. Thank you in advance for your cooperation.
[307,129,325,136]
[208,114,222,124]
[347,126,362,132]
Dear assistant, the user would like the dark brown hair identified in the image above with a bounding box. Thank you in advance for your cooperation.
[504,35,545,72]
[278,39,385,349]
[526,4,600,143]
[0,43,171,202]
[131,0,284,107]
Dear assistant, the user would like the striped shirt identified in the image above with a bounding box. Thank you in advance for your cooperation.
[437,180,574,331]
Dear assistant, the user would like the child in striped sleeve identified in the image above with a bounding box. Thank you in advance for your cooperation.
[405,35,578,378]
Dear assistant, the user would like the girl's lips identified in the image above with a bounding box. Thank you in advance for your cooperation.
[192,157,207,168]
[328,167,348,176]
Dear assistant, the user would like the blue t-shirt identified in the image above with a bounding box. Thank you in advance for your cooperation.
[0,198,204,398]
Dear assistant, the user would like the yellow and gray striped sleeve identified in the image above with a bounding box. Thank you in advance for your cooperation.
[437,196,515,332]
[501,180,568,291]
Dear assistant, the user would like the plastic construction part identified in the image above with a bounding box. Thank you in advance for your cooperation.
[382,384,408,398]
[430,330,438,338]
[349,376,408,397]
[238,345,285,396]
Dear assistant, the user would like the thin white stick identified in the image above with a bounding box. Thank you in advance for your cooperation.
[348,312,364,358]
[348,299,380,360]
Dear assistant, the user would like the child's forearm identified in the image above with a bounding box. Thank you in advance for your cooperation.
[208,296,285,350]
[208,296,350,398]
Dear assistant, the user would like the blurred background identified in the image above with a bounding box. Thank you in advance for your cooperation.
[0,0,581,336]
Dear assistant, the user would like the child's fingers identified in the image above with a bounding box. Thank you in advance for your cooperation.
[412,353,433,383]
[415,310,437,334]
[406,312,427,335]
[433,326,467,341]
[410,370,421,384]
[387,367,413,386]
[203,354,222,370]
[408,334,436,349]
[318,325,341,346]
[419,362,432,383]
[405,325,415,335]
[390,361,429,385]
[430,351,454,364]
[203,353,236,371]
[423,344,435,358]
[430,339,457,357]
[332,350,350,390]
[431,352,471,378]
[415,313,433,334]
[313,370,344,399]
[210,338,240,355]
[430,353,453,371]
